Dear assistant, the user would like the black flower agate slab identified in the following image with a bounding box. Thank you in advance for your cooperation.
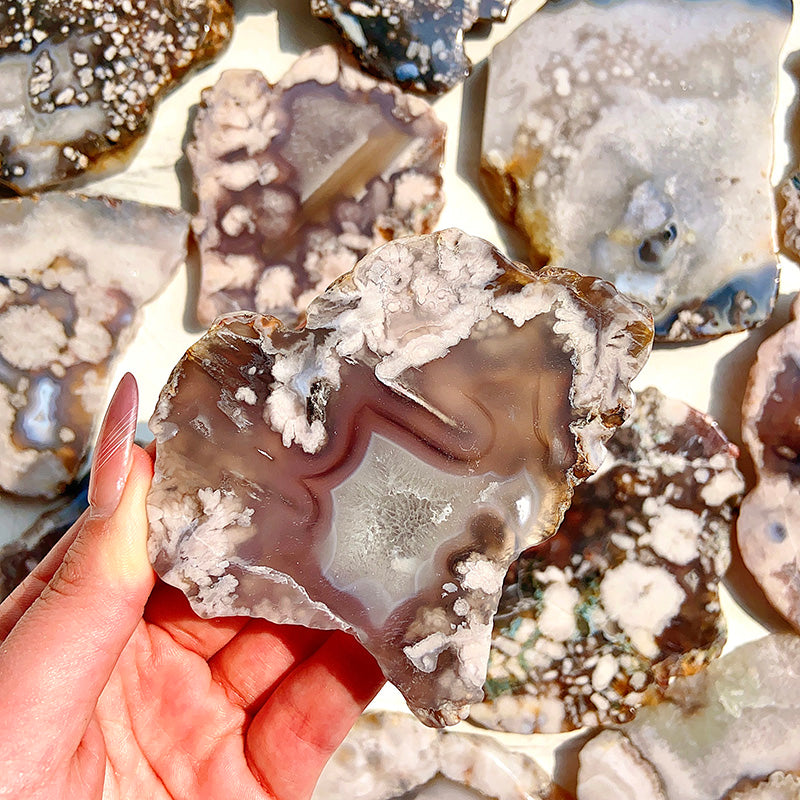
[146,229,652,726]
[0,0,233,193]
[310,0,514,94]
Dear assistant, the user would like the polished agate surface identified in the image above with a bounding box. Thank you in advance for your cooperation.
[471,388,742,733]
[188,46,445,327]
[0,193,187,497]
[311,0,514,94]
[577,635,800,800]
[0,0,233,193]
[313,711,553,799]
[738,293,800,631]
[481,0,789,341]
[147,228,652,726]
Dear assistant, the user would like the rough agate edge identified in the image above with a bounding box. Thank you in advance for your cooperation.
[0,474,88,600]
[188,45,445,327]
[481,0,789,341]
[147,228,652,726]
[0,193,187,497]
[577,634,800,800]
[780,175,800,258]
[470,387,742,734]
[0,0,233,193]
[312,711,553,799]
[738,293,800,630]
[310,0,514,94]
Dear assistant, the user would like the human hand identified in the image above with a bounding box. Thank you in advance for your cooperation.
[0,374,385,800]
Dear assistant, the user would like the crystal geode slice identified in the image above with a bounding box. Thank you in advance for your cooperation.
[0,193,187,497]
[470,387,743,734]
[147,228,652,726]
[481,0,789,341]
[310,0,514,94]
[312,711,553,799]
[738,293,800,631]
[577,634,800,800]
[0,0,233,193]
[188,46,445,328]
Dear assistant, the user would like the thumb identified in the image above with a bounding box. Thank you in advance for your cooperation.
[0,374,156,761]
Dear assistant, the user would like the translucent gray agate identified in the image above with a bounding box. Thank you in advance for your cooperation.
[147,228,652,726]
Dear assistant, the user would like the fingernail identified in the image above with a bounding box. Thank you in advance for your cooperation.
[88,373,139,519]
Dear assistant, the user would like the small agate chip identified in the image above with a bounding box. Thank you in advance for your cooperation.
[0,193,187,497]
[470,388,743,733]
[0,0,233,193]
[310,0,514,94]
[0,474,89,600]
[188,46,445,327]
[481,0,789,341]
[312,711,554,799]
[577,635,800,800]
[738,293,800,631]
[147,228,652,726]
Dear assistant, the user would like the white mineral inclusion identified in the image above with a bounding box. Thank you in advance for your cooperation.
[324,433,537,626]
[482,0,790,339]
[599,562,684,658]
[577,635,800,800]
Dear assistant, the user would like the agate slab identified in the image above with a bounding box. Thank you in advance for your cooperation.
[312,711,553,799]
[471,388,742,733]
[577,634,800,800]
[0,193,187,497]
[738,293,800,631]
[311,0,514,94]
[147,228,652,726]
[188,46,445,327]
[0,0,233,193]
[0,474,88,600]
[481,0,789,341]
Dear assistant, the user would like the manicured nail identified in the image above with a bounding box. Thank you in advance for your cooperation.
[88,373,139,519]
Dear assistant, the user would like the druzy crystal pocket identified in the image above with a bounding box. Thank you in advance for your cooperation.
[147,229,652,726]
[481,0,790,341]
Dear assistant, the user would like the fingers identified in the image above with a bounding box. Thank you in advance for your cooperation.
[0,374,156,763]
[144,580,247,660]
[245,630,385,800]
[208,620,329,712]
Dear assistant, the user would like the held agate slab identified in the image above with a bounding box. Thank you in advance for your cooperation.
[481,0,789,341]
[471,388,742,734]
[738,293,800,630]
[146,228,652,726]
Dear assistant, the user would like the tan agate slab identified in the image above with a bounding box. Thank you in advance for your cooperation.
[577,634,800,800]
[313,710,554,799]
[481,0,789,341]
[471,387,743,733]
[147,228,652,726]
[0,0,233,193]
[738,293,800,631]
[188,45,445,327]
[0,193,187,497]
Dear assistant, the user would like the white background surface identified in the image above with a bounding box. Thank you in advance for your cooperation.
[3,0,800,790]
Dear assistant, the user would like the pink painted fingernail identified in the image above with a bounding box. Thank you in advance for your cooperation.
[88,373,139,519]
